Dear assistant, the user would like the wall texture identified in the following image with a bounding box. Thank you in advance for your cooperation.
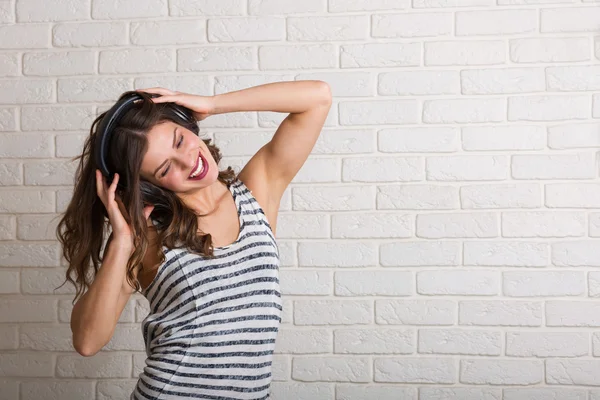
[1,0,600,399]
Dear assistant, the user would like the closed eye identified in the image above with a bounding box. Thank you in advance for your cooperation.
[160,134,183,178]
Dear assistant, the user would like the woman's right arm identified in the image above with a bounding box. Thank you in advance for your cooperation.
[70,237,136,357]
[70,170,154,357]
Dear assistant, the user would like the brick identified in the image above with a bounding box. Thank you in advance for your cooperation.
[275,328,331,353]
[209,17,284,42]
[502,211,586,238]
[376,300,456,325]
[546,301,600,326]
[288,16,367,41]
[0,325,18,349]
[379,70,459,95]
[56,354,131,378]
[343,156,424,182]
[22,381,96,400]
[24,160,77,186]
[372,13,452,38]
[374,358,455,383]
[312,129,375,154]
[552,241,600,266]
[259,44,335,70]
[0,161,21,185]
[464,241,547,267]
[459,301,542,326]
[462,125,545,150]
[292,185,373,211]
[0,216,15,240]
[547,66,600,91]
[424,98,505,123]
[274,214,329,239]
[100,48,174,74]
[425,40,505,66]
[509,95,590,121]
[0,1,14,23]
[0,79,53,104]
[0,24,49,49]
[504,271,585,297]
[16,0,89,22]
[335,271,413,296]
[0,270,18,293]
[292,158,341,183]
[0,243,60,267]
[461,183,541,209]
[461,68,544,94]
[420,388,501,400]
[92,0,167,19]
[418,329,501,356]
[293,357,370,382]
[53,22,127,47]
[504,389,586,400]
[427,155,508,181]
[341,43,420,68]
[0,108,17,131]
[590,272,600,297]
[280,270,331,295]
[377,184,458,210]
[456,10,537,36]
[20,324,72,351]
[546,183,600,208]
[541,7,600,32]
[336,385,416,399]
[294,300,372,325]
[22,105,94,130]
[548,123,600,149]
[0,353,54,377]
[24,51,94,76]
[332,213,412,238]
[297,72,374,97]
[169,0,244,16]
[507,332,588,357]
[131,20,206,45]
[417,270,499,295]
[414,0,493,6]
[0,53,19,76]
[22,269,76,295]
[58,78,132,103]
[330,0,410,12]
[270,382,332,399]
[298,242,377,268]
[249,0,325,14]
[379,127,459,152]
[513,153,595,179]
[546,360,600,385]
[510,38,590,63]
[334,328,414,354]
[380,241,460,267]
[135,75,212,95]
[0,299,56,322]
[340,100,419,125]
[17,214,59,240]
[461,359,542,385]
[0,190,54,213]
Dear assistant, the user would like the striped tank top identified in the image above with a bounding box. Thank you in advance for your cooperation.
[131,177,282,400]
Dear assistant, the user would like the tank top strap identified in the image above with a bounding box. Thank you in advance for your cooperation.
[229,176,274,232]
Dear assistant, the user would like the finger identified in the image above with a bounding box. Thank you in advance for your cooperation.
[149,95,178,104]
[143,205,155,221]
[108,173,119,198]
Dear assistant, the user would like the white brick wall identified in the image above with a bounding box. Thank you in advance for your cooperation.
[1,1,599,399]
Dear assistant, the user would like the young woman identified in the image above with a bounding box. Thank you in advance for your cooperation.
[56,81,332,399]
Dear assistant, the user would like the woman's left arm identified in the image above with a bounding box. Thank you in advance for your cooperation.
[211,80,332,202]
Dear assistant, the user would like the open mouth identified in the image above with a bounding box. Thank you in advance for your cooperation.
[188,150,208,181]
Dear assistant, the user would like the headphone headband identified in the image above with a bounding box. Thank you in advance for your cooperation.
[94,91,195,182]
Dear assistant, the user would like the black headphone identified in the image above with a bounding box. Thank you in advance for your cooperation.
[94,91,196,186]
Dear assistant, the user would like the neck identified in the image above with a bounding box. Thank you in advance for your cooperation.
[180,180,227,216]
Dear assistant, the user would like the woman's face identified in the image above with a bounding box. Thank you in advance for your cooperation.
[139,120,219,193]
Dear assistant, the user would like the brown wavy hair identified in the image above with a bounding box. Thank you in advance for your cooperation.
[56,91,236,303]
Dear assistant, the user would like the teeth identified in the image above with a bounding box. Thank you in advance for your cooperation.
[189,156,204,178]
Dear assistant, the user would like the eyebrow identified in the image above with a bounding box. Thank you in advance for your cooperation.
[153,126,177,179]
